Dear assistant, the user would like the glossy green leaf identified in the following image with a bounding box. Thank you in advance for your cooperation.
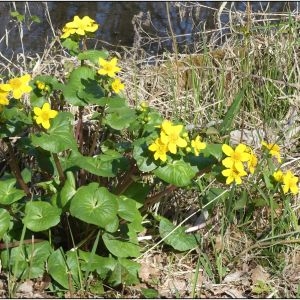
[58,171,76,208]
[133,144,157,172]
[102,233,140,258]
[68,151,116,177]
[23,201,61,232]
[117,196,143,232]
[70,183,118,228]
[63,66,103,105]
[0,209,10,239]
[105,107,136,130]
[31,112,77,153]
[0,178,26,205]
[153,160,196,187]
[158,216,199,251]
[77,49,109,64]
[202,143,224,161]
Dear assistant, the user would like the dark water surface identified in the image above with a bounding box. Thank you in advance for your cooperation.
[0,1,299,57]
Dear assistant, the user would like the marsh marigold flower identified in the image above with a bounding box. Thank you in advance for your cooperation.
[0,74,32,99]
[33,103,58,130]
[273,170,284,182]
[262,141,282,163]
[98,57,121,78]
[61,16,98,38]
[0,89,9,105]
[247,149,258,174]
[191,135,206,156]
[148,138,168,162]
[160,120,188,154]
[282,170,298,195]
[222,166,247,185]
[222,143,250,173]
[111,78,124,94]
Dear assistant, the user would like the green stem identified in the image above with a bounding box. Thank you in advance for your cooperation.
[5,140,31,197]
[52,153,66,184]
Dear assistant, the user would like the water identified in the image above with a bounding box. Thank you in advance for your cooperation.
[0,1,299,57]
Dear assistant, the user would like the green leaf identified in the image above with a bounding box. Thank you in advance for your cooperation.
[77,50,109,64]
[102,233,140,258]
[61,38,80,56]
[118,196,144,232]
[33,75,63,91]
[153,160,196,187]
[133,144,157,172]
[66,150,122,177]
[0,209,10,239]
[108,258,140,286]
[94,96,127,108]
[31,112,77,153]
[23,201,61,232]
[0,178,26,205]
[123,182,151,204]
[184,153,216,172]
[63,66,104,106]
[105,107,136,130]
[30,15,41,23]
[141,288,159,298]
[158,216,199,251]
[204,187,228,210]
[48,249,80,289]
[202,143,224,161]
[1,241,52,279]
[78,250,117,279]
[70,183,118,228]
[219,88,245,135]
[58,171,76,208]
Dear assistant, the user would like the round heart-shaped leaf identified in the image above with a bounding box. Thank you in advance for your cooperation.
[23,201,61,232]
[70,183,118,228]
[153,160,196,187]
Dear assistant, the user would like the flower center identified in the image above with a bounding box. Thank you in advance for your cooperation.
[41,111,50,121]
[10,78,22,89]
[232,152,241,161]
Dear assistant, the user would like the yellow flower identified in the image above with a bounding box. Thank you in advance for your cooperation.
[160,120,188,154]
[98,57,121,78]
[273,170,284,182]
[247,150,258,174]
[0,89,9,105]
[33,103,58,130]
[282,170,298,195]
[222,143,251,173]
[222,166,247,185]
[191,135,206,156]
[111,78,125,94]
[139,101,149,111]
[0,74,32,99]
[148,138,168,162]
[61,15,98,38]
[36,80,46,91]
[262,141,281,163]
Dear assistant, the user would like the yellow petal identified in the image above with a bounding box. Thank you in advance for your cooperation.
[42,120,50,129]
[33,107,42,116]
[222,144,233,156]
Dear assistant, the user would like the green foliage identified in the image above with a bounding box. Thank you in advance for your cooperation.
[158,216,199,251]
[0,12,298,298]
